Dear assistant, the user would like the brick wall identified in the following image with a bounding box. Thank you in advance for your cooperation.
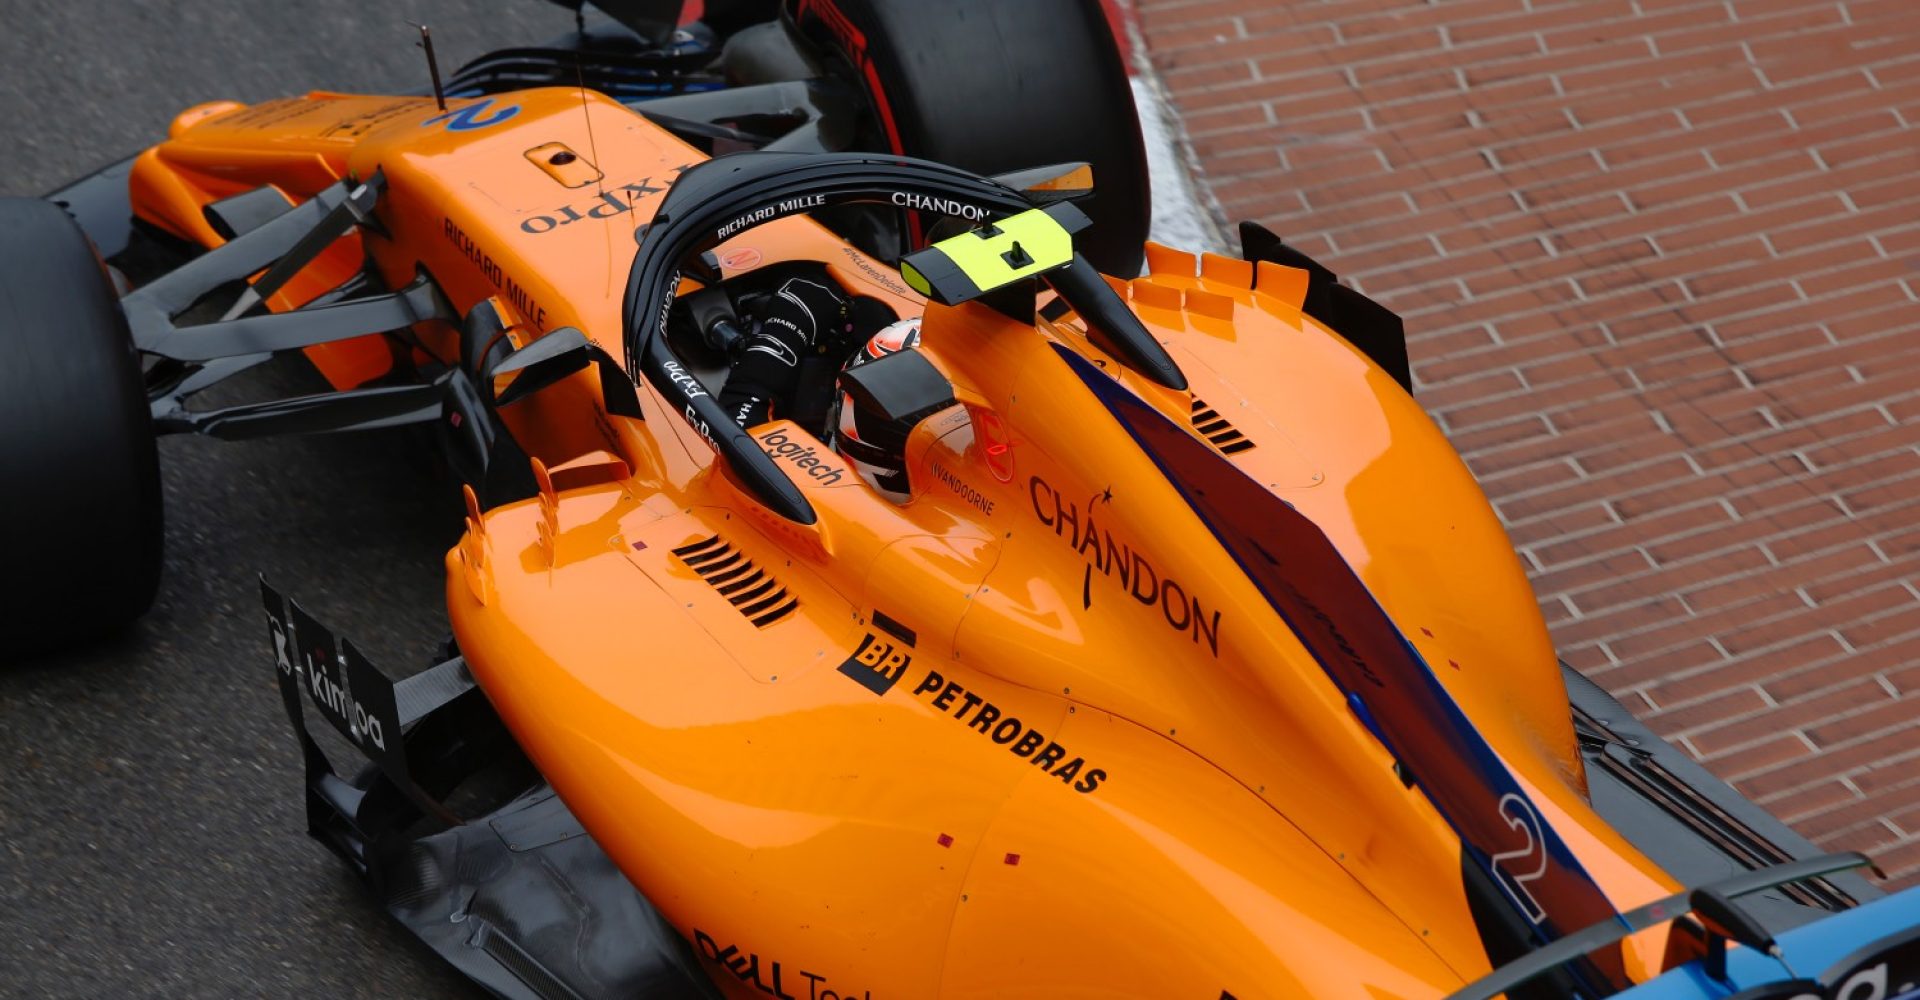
[1134,0,1920,887]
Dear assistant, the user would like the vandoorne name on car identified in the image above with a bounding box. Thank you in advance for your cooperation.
[931,459,994,515]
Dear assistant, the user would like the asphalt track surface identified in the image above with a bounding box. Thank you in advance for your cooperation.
[0,3,577,996]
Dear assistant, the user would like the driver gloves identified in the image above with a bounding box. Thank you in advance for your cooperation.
[719,276,850,428]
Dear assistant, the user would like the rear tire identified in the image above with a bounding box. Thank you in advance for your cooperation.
[0,198,163,655]
[790,0,1151,277]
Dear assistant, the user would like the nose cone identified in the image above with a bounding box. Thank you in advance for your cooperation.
[169,100,247,139]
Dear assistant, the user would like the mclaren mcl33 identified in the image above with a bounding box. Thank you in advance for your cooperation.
[6,1,1918,998]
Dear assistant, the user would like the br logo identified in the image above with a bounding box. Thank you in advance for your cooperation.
[423,98,520,132]
[837,632,913,696]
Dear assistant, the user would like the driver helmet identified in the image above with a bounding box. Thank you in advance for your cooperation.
[835,317,922,502]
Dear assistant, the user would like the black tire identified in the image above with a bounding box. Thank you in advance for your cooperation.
[789,0,1151,277]
[0,198,163,654]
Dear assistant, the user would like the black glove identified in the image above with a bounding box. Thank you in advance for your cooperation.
[719,276,849,428]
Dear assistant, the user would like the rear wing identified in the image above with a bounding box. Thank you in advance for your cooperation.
[1448,853,1877,1000]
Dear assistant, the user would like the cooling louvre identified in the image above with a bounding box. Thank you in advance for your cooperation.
[671,535,801,628]
[1190,397,1255,455]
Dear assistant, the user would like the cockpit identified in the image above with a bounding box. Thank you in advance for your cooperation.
[623,150,1187,524]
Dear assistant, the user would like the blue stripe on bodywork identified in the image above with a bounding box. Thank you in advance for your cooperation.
[1054,345,1628,971]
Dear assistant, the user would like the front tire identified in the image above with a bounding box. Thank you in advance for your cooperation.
[0,197,163,655]
[790,0,1152,277]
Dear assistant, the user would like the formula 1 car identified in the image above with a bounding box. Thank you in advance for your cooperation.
[9,1,1920,998]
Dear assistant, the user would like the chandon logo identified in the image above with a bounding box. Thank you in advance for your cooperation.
[1029,475,1223,656]
[890,191,987,221]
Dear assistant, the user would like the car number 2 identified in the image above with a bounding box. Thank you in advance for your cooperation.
[1489,792,1549,925]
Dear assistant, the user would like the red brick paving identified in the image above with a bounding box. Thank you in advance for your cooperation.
[1133,0,1920,887]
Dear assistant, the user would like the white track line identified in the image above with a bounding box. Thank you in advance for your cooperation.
[1121,18,1233,260]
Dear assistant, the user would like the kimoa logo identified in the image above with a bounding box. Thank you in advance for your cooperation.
[304,653,388,751]
[267,607,388,752]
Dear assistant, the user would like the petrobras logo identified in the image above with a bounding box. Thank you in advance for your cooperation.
[905,668,1107,794]
[831,612,1110,796]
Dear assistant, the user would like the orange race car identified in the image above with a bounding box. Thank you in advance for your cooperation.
[7,1,1919,998]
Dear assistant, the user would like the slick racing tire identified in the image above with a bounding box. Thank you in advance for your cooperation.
[0,198,163,655]
[790,0,1152,278]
